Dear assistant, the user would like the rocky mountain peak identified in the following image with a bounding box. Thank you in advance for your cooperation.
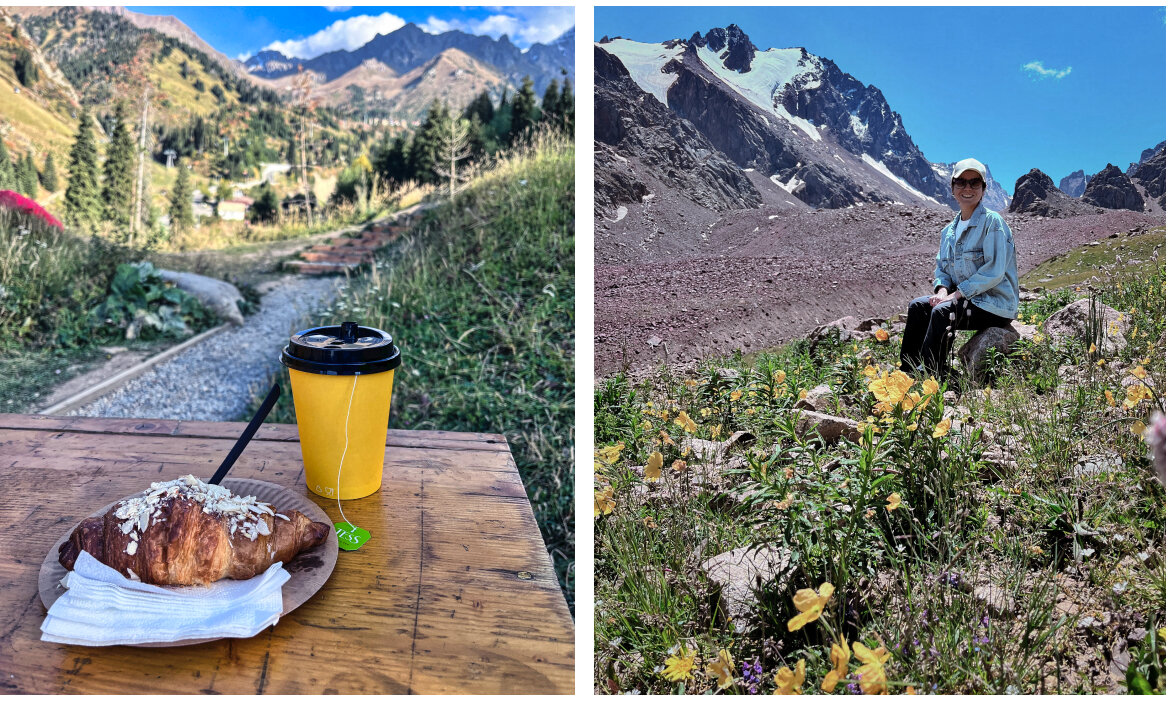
[1058,169,1087,198]
[1130,143,1165,209]
[690,25,756,73]
[1009,168,1094,217]
[1082,163,1144,212]
[1127,140,1165,176]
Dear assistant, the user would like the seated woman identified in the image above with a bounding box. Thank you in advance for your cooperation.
[900,158,1019,380]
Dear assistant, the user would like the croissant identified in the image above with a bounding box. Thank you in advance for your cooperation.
[58,475,331,586]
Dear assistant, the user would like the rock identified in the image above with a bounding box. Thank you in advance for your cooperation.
[1059,169,1088,198]
[680,431,756,487]
[1082,163,1144,212]
[156,268,245,326]
[1008,168,1095,217]
[958,325,1019,382]
[796,384,834,412]
[808,316,863,344]
[973,583,1017,617]
[1010,320,1038,338]
[1041,299,1129,355]
[787,410,861,444]
[1131,144,1166,204]
[700,544,794,633]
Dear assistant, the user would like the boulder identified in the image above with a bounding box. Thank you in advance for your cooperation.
[156,269,245,326]
[1041,299,1129,355]
[958,325,1019,383]
[787,410,862,444]
[795,384,834,412]
[700,544,794,633]
[1082,163,1144,212]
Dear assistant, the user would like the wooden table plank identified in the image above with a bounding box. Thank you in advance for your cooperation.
[0,416,573,694]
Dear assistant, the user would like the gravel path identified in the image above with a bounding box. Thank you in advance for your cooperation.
[69,275,343,421]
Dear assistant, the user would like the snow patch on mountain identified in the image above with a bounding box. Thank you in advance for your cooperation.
[862,154,941,206]
[695,45,822,142]
[595,38,684,107]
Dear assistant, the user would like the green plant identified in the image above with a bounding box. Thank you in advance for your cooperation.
[89,261,215,341]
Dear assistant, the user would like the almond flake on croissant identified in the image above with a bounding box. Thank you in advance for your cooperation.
[58,475,331,585]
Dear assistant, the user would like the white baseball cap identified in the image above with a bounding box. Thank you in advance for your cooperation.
[951,158,988,184]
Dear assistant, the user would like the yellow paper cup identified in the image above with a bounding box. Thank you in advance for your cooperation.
[281,321,401,500]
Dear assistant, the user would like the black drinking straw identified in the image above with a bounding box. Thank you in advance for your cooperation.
[209,383,282,485]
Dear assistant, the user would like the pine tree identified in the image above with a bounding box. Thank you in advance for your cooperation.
[63,109,101,229]
[409,100,447,185]
[464,90,494,125]
[42,152,58,192]
[435,114,471,199]
[466,113,486,163]
[557,77,574,132]
[0,141,15,190]
[509,77,537,145]
[168,160,194,232]
[102,101,137,228]
[20,154,38,198]
[541,79,560,121]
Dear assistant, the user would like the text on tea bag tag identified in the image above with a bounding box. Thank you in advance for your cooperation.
[334,373,369,550]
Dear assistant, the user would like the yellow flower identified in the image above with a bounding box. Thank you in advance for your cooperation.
[1097,358,1105,367]
[675,411,698,433]
[774,494,795,509]
[597,443,624,464]
[787,582,834,631]
[875,328,890,342]
[710,424,722,439]
[1088,342,1097,354]
[906,686,917,694]
[852,642,891,695]
[671,459,687,473]
[821,635,851,693]
[706,649,736,690]
[643,516,658,529]
[645,451,663,482]
[1105,389,1116,407]
[731,389,744,402]
[662,647,697,682]
[1131,421,1147,436]
[863,364,878,378]
[1124,384,1153,409]
[932,418,951,438]
[1132,365,1148,379]
[659,430,676,446]
[799,389,809,401]
[773,659,805,695]
[869,370,915,405]
[921,377,940,396]
[746,407,757,415]
[885,493,902,512]
[640,419,653,430]
[774,369,787,383]
[906,422,917,432]
[700,407,712,418]
[594,486,615,518]
[900,391,922,412]
[682,446,692,457]
[684,378,698,388]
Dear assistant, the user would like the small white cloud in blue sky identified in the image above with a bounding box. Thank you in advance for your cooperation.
[421,7,573,46]
[262,12,407,58]
[1022,61,1072,80]
[325,6,351,12]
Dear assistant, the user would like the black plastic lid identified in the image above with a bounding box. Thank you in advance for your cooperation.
[281,321,402,376]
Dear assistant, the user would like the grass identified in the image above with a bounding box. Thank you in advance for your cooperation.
[595,251,1165,693]
[1022,227,1164,290]
[252,130,576,611]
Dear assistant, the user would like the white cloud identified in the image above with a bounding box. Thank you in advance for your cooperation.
[1022,61,1072,80]
[324,6,351,12]
[263,12,407,59]
[420,7,573,48]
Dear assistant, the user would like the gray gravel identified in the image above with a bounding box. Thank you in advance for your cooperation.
[69,275,343,421]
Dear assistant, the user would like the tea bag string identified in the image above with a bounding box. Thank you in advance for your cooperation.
[336,373,358,529]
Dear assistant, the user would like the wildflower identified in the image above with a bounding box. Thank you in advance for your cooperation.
[701,407,712,418]
[684,378,698,388]
[659,430,676,446]
[643,516,657,529]
[900,391,923,412]
[1132,365,1148,379]
[774,494,795,510]
[906,422,917,432]
[710,424,722,439]
[1124,384,1153,409]
[675,411,697,433]
[788,582,834,631]
[852,642,890,695]
[1097,359,1105,367]
[731,390,744,402]
[869,370,915,405]
[773,659,805,695]
[742,658,764,695]
[932,418,951,438]
[821,634,851,693]
[784,467,794,480]
[1105,389,1116,407]
[872,401,894,416]
[799,389,808,401]
[875,328,890,342]
[774,369,787,383]
[645,451,663,483]
[922,377,939,396]
[640,419,652,431]
[863,364,878,378]
[672,459,687,473]
[1131,421,1147,436]
[885,493,901,512]
[662,647,697,681]
[1087,343,1097,354]
[906,686,916,694]
[597,443,624,464]
[707,649,736,690]
[594,486,615,517]
[865,508,876,519]
[1030,545,1043,555]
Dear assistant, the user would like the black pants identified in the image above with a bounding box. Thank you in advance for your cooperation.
[899,295,1012,376]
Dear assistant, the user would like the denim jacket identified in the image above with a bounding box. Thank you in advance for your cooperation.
[932,203,1019,319]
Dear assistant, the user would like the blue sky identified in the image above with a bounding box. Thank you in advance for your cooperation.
[596,6,1167,192]
[129,6,574,58]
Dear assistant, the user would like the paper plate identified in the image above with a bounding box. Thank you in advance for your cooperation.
[38,478,338,647]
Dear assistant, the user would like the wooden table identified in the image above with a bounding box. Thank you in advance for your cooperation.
[0,414,574,694]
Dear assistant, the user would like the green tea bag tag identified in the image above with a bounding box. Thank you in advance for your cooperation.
[335,522,370,551]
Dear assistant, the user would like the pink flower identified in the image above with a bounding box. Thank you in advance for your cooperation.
[0,189,64,229]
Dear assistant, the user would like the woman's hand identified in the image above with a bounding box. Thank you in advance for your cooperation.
[929,290,964,307]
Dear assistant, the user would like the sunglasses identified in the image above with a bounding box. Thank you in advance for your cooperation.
[952,176,985,190]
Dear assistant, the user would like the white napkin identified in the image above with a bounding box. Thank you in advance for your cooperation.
[41,551,289,646]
